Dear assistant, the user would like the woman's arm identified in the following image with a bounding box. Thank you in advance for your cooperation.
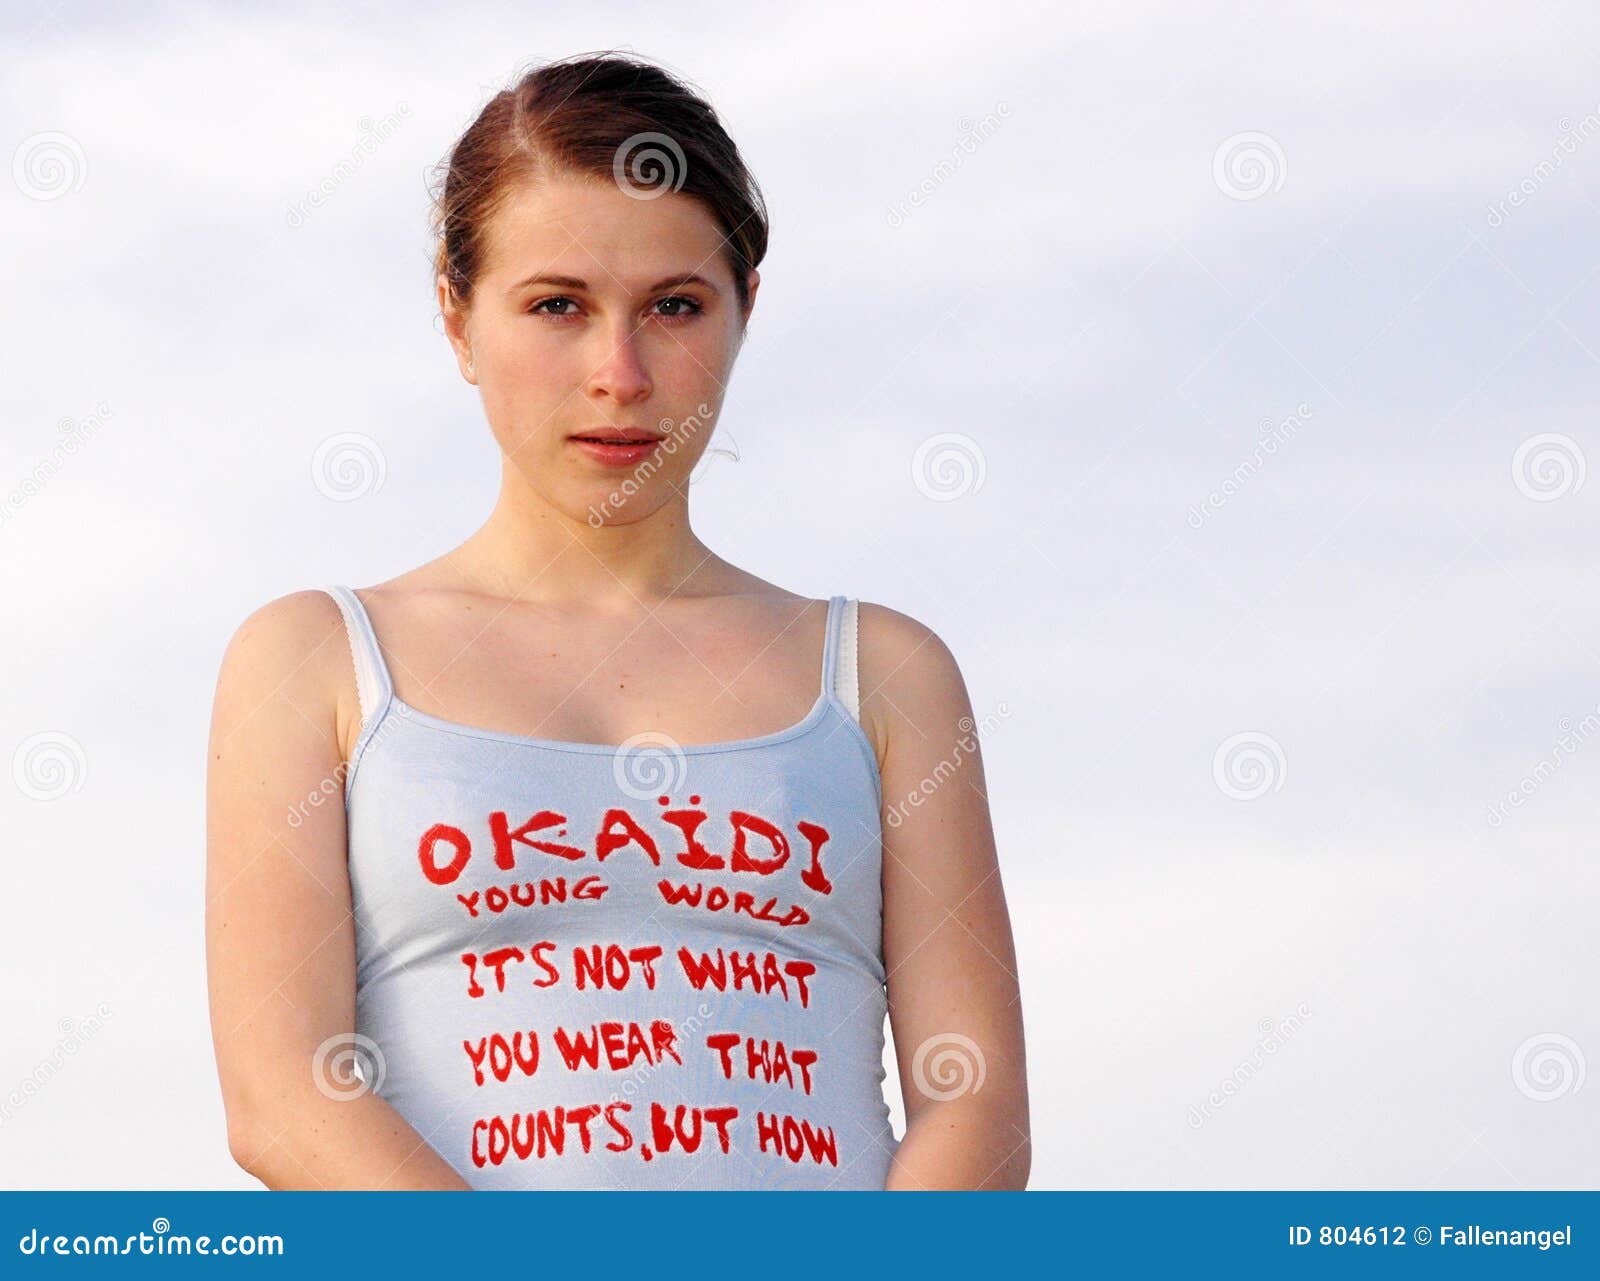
[859,604,1031,1191]
[204,590,471,1190]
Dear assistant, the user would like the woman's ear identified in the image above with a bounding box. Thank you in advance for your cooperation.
[437,273,477,384]
[734,268,760,354]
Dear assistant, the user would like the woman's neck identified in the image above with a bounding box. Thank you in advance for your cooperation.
[443,458,728,611]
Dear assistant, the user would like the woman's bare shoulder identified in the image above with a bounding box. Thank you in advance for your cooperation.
[855,600,960,677]
[211,589,361,758]
[854,600,972,762]
[218,589,349,674]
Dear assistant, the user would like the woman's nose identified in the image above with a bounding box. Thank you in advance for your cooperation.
[584,323,653,405]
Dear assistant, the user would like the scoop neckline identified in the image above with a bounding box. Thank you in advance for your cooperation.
[386,688,836,756]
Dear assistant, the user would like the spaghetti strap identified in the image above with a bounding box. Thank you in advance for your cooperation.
[321,585,395,725]
[819,595,841,698]
[835,598,860,721]
[820,594,861,721]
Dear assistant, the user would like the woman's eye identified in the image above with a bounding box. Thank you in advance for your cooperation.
[654,295,703,320]
[528,295,702,322]
[529,296,579,318]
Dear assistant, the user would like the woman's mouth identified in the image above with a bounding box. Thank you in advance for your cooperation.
[567,430,665,467]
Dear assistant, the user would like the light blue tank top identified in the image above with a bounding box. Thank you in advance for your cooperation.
[323,587,899,1190]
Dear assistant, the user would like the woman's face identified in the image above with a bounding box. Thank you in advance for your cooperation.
[439,170,757,526]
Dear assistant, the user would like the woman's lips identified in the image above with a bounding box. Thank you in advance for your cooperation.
[567,435,663,466]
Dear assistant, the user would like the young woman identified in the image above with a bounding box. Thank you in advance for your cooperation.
[205,52,1029,1191]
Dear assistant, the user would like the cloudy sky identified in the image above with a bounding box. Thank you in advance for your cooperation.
[3,1,1598,1190]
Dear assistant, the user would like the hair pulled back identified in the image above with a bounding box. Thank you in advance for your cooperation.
[430,51,768,314]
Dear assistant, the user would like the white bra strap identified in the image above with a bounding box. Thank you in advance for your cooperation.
[321,585,394,725]
[830,597,861,721]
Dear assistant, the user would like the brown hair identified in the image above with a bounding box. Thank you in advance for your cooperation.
[430,51,768,315]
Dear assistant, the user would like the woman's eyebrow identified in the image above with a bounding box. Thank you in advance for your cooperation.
[509,271,719,294]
